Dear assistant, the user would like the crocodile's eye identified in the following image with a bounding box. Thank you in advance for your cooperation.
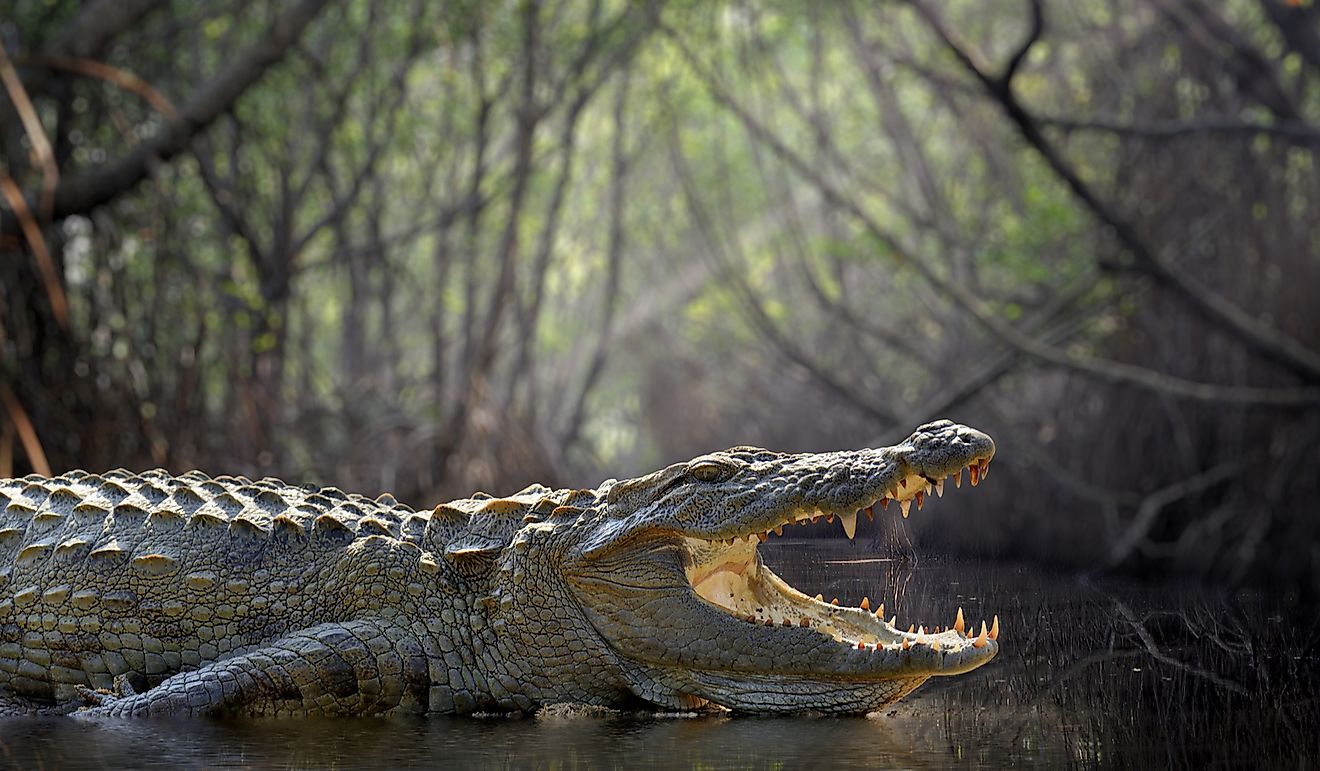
[688,459,732,483]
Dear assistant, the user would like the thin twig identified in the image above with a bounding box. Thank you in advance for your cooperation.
[0,171,68,328]
[0,41,59,221]
[0,382,51,476]
[20,54,178,118]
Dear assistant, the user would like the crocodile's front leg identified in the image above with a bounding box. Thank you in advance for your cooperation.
[78,620,430,717]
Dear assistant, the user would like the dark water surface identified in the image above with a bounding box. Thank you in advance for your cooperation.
[2,541,1316,769]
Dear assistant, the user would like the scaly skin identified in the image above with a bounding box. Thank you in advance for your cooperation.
[0,420,999,717]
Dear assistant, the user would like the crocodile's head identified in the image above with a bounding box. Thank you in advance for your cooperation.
[475,420,999,714]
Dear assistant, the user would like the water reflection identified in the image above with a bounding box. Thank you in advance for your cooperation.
[2,542,1316,769]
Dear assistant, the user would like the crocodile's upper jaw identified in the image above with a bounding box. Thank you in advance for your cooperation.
[563,420,1000,714]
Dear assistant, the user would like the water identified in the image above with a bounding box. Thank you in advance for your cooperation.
[2,540,1316,769]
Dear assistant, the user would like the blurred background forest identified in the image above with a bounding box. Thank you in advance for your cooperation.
[1,0,1318,596]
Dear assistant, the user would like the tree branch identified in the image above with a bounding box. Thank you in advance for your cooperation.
[0,0,332,237]
[906,0,1320,384]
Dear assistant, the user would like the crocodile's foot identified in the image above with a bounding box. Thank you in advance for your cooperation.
[73,674,140,717]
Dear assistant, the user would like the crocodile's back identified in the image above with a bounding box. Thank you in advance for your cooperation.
[0,469,429,702]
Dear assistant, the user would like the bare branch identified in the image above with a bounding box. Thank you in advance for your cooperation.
[1106,459,1250,568]
[0,41,58,220]
[0,382,51,476]
[19,55,178,119]
[666,131,898,426]
[0,0,332,237]
[905,0,1320,384]
[1039,115,1320,145]
[668,22,1320,408]
[0,172,67,328]
[1000,0,1043,86]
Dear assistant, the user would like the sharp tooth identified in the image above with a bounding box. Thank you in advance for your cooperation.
[765,619,775,627]
[758,532,768,542]
[900,499,912,518]
[857,641,866,650]
[815,594,824,602]
[990,615,1000,641]
[830,597,839,606]
[970,464,980,486]
[980,459,990,480]
[879,497,889,510]
[811,516,820,524]
[915,490,924,510]
[935,479,944,497]
[931,641,942,652]
[888,615,897,626]
[899,478,907,490]
[774,525,783,537]
[860,596,870,611]
[973,621,988,648]
[954,469,962,488]
[918,625,926,635]
[826,513,835,524]
[800,618,810,627]
[902,639,911,649]
[782,619,792,627]
[907,624,915,633]
[840,510,858,540]
[864,505,874,522]
[954,607,965,634]
[876,603,885,619]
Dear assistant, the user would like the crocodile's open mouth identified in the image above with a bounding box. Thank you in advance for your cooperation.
[682,456,999,664]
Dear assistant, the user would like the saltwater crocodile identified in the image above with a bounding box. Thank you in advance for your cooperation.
[0,420,999,717]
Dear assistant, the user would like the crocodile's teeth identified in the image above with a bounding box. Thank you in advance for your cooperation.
[758,532,768,542]
[954,469,962,488]
[980,459,990,480]
[970,464,980,486]
[973,621,989,648]
[899,478,907,490]
[878,497,889,510]
[889,615,897,626]
[831,597,839,606]
[840,510,858,540]
[860,596,870,611]
[954,607,966,633]
[815,594,824,601]
[935,479,944,497]
[876,603,885,618]
[900,499,912,518]
[864,505,874,522]
[915,491,924,510]
[990,615,1000,640]
[774,525,783,537]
